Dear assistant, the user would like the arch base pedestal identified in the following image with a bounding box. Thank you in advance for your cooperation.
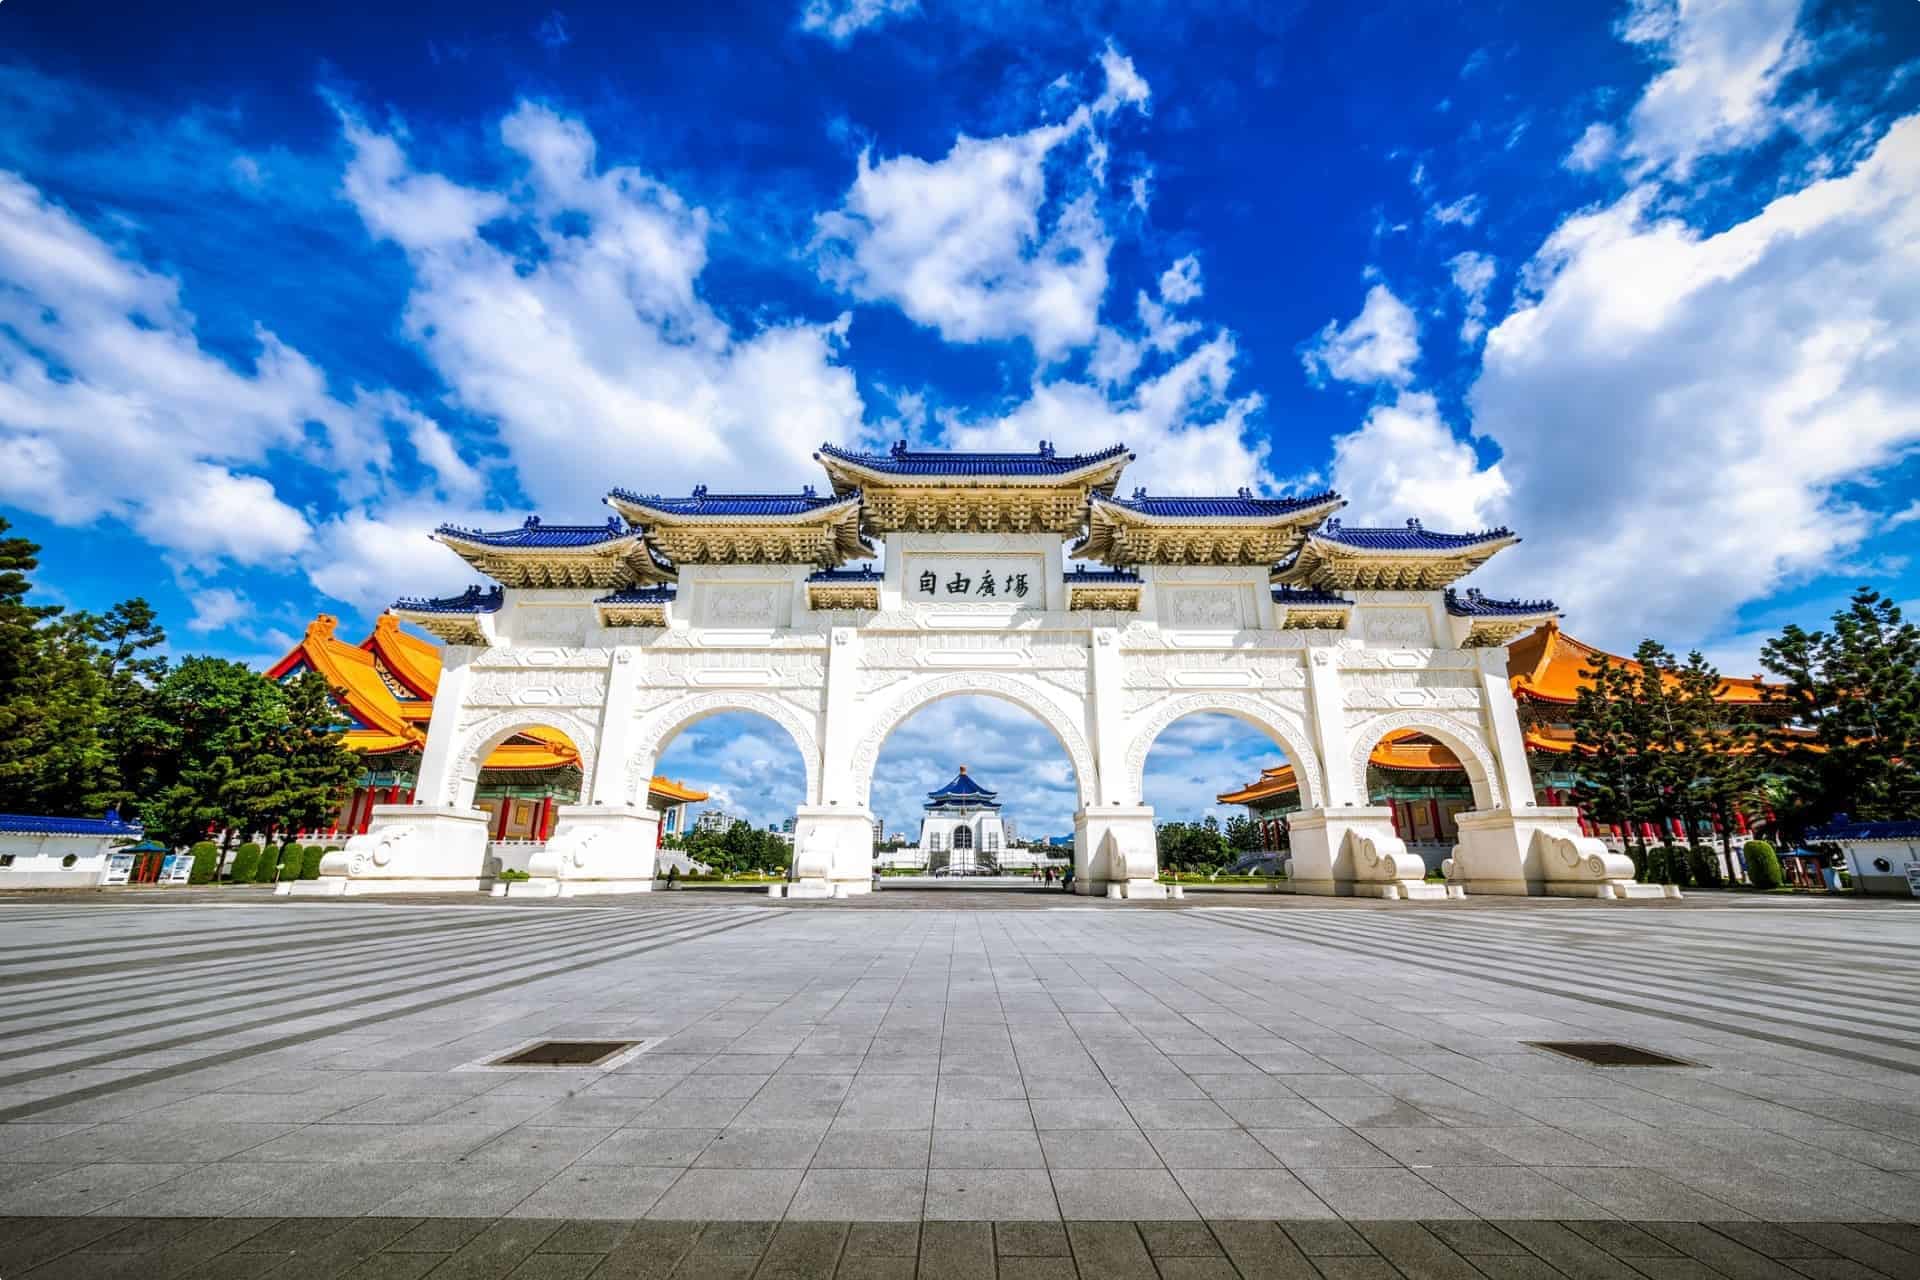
[1450,807,1670,898]
[1286,806,1439,899]
[291,805,490,896]
[788,805,876,897]
[509,805,660,898]
[1074,805,1165,900]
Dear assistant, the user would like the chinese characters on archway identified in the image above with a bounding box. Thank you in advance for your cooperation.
[917,569,1031,599]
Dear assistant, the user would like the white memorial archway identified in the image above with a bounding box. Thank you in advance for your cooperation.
[306,444,1651,900]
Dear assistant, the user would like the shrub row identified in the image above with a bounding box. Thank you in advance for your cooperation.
[222,841,330,883]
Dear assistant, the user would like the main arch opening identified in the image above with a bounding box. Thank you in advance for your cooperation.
[1147,711,1303,875]
[867,694,1081,883]
[1358,728,1478,873]
[652,710,809,877]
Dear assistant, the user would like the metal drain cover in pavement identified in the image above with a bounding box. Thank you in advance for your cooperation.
[489,1040,638,1067]
[1527,1041,1698,1067]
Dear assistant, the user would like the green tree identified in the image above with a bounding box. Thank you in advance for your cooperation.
[1571,651,1655,877]
[130,660,360,848]
[1760,589,1920,833]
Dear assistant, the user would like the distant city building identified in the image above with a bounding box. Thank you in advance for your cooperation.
[872,816,885,842]
[1002,818,1019,847]
[694,809,738,834]
[781,816,795,834]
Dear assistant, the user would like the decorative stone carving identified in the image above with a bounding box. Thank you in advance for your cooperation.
[849,673,1098,806]
[1340,668,1481,710]
[1166,588,1240,627]
[1346,709,1502,809]
[1123,693,1322,807]
[466,669,608,708]
[708,587,778,626]
[1360,609,1433,646]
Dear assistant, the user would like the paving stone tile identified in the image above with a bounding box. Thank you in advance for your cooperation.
[914,1221,994,1280]
[1028,1099,1138,1130]
[996,1219,1071,1256]
[923,1169,1058,1220]
[842,1220,919,1257]
[753,1221,848,1278]
[813,1129,931,1170]
[1142,1127,1280,1168]
[931,1129,1045,1169]
[1137,1220,1223,1256]
[645,1169,802,1221]
[590,1221,702,1279]
[1051,1169,1196,1220]
[787,1170,926,1221]
[1416,1166,1615,1218]
[1206,1219,1319,1279]
[1064,1221,1157,1278]
[508,1165,681,1219]
[1038,1128,1164,1169]
[1293,1167,1476,1219]
[694,1128,823,1169]
[1350,1220,1482,1279]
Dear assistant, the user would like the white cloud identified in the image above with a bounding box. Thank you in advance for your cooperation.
[1094,43,1152,118]
[0,169,393,569]
[1302,283,1421,386]
[799,0,917,44]
[1564,122,1618,172]
[1889,500,1920,530]
[1428,193,1485,227]
[1329,391,1510,529]
[1447,251,1497,343]
[1158,254,1203,304]
[1616,0,1812,178]
[338,101,865,517]
[949,329,1269,494]
[812,51,1149,358]
[185,586,250,634]
[1465,113,1920,644]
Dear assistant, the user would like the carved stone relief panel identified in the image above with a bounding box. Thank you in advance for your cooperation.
[465,669,608,708]
[1163,587,1242,629]
[705,586,782,628]
[1340,669,1483,711]
[1358,608,1434,647]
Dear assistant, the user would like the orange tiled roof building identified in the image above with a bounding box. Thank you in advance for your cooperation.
[268,615,705,841]
[1220,620,1775,851]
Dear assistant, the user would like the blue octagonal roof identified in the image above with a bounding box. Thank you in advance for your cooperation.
[927,767,1000,808]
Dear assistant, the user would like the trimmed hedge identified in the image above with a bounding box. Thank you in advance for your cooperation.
[299,845,325,879]
[253,845,282,883]
[276,840,303,882]
[1745,839,1783,890]
[228,843,261,883]
[1651,846,1693,888]
[188,841,220,885]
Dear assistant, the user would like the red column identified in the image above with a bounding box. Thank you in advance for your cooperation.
[494,801,512,841]
[537,796,554,841]
[345,789,364,834]
[358,788,375,834]
[1428,799,1445,841]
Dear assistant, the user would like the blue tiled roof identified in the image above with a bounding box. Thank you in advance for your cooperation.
[1272,586,1353,606]
[1806,816,1920,841]
[1099,488,1341,519]
[1444,588,1558,617]
[808,566,882,583]
[1312,518,1515,550]
[0,810,142,837]
[608,485,855,516]
[927,769,1000,808]
[392,585,504,615]
[1065,568,1142,584]
[436,515,633,548]
[596,586,677,604]
[817,441,1132,477]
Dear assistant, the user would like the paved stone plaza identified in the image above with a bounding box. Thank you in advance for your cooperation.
[1,891,1917,1277]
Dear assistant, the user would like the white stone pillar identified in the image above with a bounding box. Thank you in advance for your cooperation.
[586,647,642,804]
[413,645,481,808]
[790,624,873,896]
[1476,647,1536,811]
[1074,623,1161,897]
[1304,645,1361,806]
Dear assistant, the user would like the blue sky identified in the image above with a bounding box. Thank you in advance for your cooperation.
[3,0,1918,832]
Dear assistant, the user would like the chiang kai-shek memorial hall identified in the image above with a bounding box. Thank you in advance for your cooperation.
[301,441,1656,901]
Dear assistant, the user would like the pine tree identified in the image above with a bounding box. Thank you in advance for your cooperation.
[0,519,64,811]
[266,670,363,839]
[1760,589,1920,832]
[1571,651,1653,878]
